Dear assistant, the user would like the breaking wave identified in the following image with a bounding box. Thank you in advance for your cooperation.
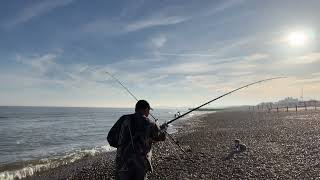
[0,145,115,180]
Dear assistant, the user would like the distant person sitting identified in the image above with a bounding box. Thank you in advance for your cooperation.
[233,139,246,153]
[224,139,247,160]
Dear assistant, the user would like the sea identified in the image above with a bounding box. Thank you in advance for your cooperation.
[0,106,207,180]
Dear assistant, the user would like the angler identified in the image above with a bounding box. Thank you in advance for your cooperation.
[107,100,168,180]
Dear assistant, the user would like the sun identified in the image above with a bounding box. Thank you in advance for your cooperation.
[287,31,308,47]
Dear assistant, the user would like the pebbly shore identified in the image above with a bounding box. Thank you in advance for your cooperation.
[24,110,320,179]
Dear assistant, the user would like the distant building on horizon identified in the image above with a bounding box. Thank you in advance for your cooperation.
[258,97,319,108]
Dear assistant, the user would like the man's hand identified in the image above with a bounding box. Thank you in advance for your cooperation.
[160,122,168,131]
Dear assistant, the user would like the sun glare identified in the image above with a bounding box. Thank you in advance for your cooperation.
[287,31,308,47]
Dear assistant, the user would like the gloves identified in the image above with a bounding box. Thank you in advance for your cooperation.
[160,122,168,131]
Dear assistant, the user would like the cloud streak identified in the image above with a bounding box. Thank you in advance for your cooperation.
[16,53,59,75]
[4,0,75,28]
[149,34,167,49]
[275,52,320,66]
[291,52,320,64]
[126,16,187,32]
[211,0,246,14]
[84,15,188,35]
[157,52,217,57]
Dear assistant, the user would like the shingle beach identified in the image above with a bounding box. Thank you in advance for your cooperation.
[25,110,320,179]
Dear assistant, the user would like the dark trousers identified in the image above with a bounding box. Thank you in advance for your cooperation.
[116,157,147,180]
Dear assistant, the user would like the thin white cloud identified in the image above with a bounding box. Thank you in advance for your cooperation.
[150,34,167,48]
[157,36,254,59]
[290,73,320,85]
[84,15,188,35]
[295,77,320,84]
[207,36,255,55]
[155,53,266,66]
[153,61,215,75]
[233,62,257,70]
[311,72,320,76]
[216,53,269,71]
[243,53,269,61]
[184,75,221,89]
[157,52,217,57]
[211,0,246,14]
[282,52,320,64]
[16,53,59,74]
[193,0,248,22]
[125,16,187,32]
[295,52,320,64]
[4,0,75,28]
[82,20,122,35]
[227,71,253,76]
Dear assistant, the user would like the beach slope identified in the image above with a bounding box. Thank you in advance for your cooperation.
[26,110,320,179]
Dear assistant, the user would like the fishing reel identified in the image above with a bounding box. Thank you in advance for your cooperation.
[160,122,168,131]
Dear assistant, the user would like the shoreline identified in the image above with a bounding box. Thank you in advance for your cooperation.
[15,110,320,179]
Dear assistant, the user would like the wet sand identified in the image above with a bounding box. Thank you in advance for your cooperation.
[25,110,320,179]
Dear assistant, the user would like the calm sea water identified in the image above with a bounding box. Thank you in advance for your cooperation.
[0,106,203,179]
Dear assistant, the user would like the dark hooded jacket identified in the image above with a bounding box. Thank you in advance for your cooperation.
[107,112,166,172]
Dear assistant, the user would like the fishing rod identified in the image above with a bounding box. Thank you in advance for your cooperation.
[106,72,190,158]
[164,77,286,126]
[106,72,139,103]
[106,72,159,122]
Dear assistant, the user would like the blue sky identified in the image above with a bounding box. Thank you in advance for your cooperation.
[1,0,320,107]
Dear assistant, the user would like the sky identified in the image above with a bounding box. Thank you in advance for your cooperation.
[0,0,320,108]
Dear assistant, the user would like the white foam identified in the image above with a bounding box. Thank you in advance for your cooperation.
[0,163,55,180]
[0,144,115,180]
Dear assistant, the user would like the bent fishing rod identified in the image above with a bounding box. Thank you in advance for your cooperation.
[106,72,190,157]
[165,77,286,126]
